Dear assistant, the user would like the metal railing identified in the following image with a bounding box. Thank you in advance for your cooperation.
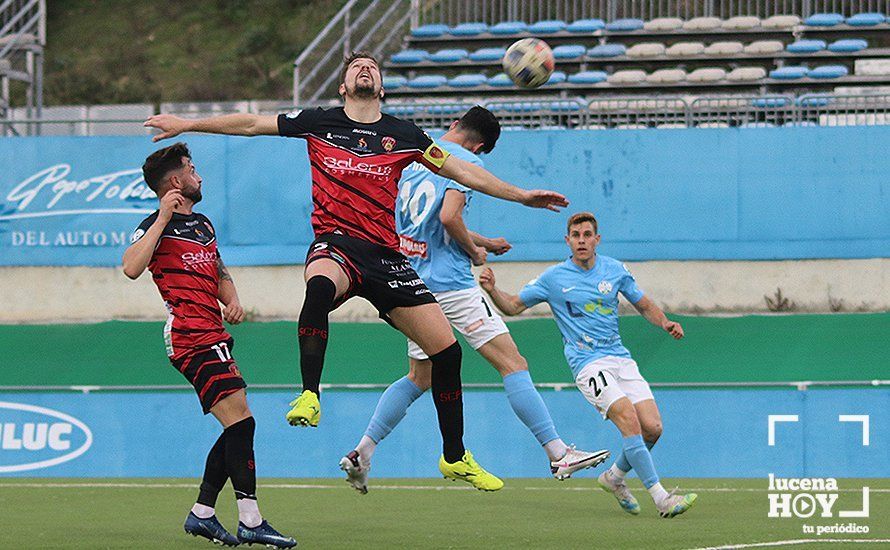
[0,0,45,118]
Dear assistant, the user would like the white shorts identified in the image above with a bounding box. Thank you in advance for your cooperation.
[407,286,509,361]
[574,356,655,419]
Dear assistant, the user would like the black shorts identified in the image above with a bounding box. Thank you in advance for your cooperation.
[306,233,437,318]
[172,337,247,414]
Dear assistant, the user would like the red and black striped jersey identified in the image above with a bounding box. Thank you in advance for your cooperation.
[131,211,230,360]
[277,107,451,250]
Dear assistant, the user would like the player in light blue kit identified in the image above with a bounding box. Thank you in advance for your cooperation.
[479,212,697,518]
[340,108,609,493]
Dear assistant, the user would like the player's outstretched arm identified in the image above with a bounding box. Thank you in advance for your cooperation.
[122,191,182,279]
[144,113,279,142]
[437,155,568,212]
[217,258,245,325]
[632,296,684,340]
[470,232,512,256]
[440,190,487,265]
[479,268,527,316]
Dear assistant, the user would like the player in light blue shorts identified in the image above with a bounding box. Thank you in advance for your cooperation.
[340,108,609,493]
[479,212,697,518]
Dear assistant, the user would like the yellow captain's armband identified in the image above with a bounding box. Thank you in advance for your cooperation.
[421,141,450,170]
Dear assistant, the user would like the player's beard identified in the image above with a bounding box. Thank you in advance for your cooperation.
[350,80,380,100]
[183,187,202,204]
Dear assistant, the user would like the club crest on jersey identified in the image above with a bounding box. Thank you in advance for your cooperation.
[597,280,613,294]
[381,136,396,152]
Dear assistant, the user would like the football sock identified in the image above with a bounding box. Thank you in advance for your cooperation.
[429,341,465,463]
[609,462,628,479]
[224,417,260,524]
[544,439,571,462]
[649,482,670,505]
[614,438,656,475]
[190,503,215,519]
[364,376,424,445]
[503,370,562,457]
[237,498,262,529]
[197,432,227,508]
[621,434,659,489]
[298,276,337,394]
[355,435,376,465]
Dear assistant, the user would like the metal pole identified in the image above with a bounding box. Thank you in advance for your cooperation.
[410,0,419,28]
[344,4,351,57]
[293,64,300,106]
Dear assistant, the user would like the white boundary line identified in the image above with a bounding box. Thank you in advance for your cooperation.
[688,540,890,549]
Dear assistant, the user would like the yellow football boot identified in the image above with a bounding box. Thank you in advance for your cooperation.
[438,450,504,491]
[285,390,320,427]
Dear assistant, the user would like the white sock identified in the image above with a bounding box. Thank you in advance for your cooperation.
[237,498,262,528]
[609,463,628,479]
[544,439,570,462]
[355,435,377,465]
[648,482,670,505]
[191,503,215,519]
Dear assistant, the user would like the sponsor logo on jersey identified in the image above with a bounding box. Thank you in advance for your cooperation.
[0,402,93,473]
[285,110,302,119]
[356,137,369,151]
[181,250,218,271]
[381,136,396,152]
[352,128,377,136]
[326,132,350,141]
[204,221,214,234]
[130,229,145,243]
[399,234,428,259]
[597,281,613,294]
[321,156,394,179]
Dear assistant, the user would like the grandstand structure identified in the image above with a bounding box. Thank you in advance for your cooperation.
[0,0,44,122]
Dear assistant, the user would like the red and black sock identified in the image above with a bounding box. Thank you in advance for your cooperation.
[298,276,337,394]
[430,341,465,463]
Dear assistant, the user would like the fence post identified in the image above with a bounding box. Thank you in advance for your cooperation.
[293,64,301,106]
[410,0,419,28]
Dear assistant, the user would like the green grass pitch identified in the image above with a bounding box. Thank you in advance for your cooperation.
[0,478,886,549]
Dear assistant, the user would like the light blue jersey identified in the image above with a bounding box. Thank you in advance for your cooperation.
[396,139,482,293]
[519,255,645,378]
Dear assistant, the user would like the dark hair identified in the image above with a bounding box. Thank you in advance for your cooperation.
[340,50,380,85]
[567,212,598,234]
[456,106,501,154]
[142,142,191,193]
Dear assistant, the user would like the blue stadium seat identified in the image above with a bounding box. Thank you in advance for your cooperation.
[566,18,605,33]
[739,122,776,128]
[426,104,466,115]
[846,12,886,26]
[429,49,468,63]
[487,73,514,87]
[490,21,527,35]
[447,73,487,88]
[382,75,407,89]
[382,104,417,116]
[797,95,833,107]
[587,44,626,57]
[552,44,586,59]
[808,65,849,79]
[828,39,867,53]
[449,22,488,36]
[528,20,567,34]
[785,121,819,127]
[804,13,844,26]
[469,47,506,62]
[752,97,791,108]
[567,70,608,84]
[544,71,568,85]
[769,66,809,79]
[549,101,584,112]
[407,75,447,88]
[390,50,429,64]
[605,18,645,32]
[787,39,827,53]
[411,24,449,37]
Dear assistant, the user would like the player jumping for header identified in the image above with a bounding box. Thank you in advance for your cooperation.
[340,107,609,494]
[144,51,568,489]
[123,143,296,547]
[479,212,697,518]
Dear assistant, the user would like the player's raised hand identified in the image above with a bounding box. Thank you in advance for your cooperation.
[470,246,488,266]
[224,301,245,325]
[521,189,569,212]
[479,267,496,292]
[144,114,190,142]
[158,190,184,222]
[663,320,684,340]
[485,237,512,255]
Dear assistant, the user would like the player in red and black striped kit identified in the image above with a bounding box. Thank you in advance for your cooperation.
[123,143,295,548]
[145,51,568,489]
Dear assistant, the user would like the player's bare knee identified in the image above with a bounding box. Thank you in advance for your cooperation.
[642,421,663,444]
[607,400,642,437]
[408,360,432,391]
[495,353,528,377]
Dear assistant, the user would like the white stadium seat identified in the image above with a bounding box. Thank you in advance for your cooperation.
[626,42,666,58]
[646,69,687,83]
[744,40,784,54]
[687,67,727,82]
[697,122,731,128]
[666,42,705,57]
[762,15,801,29]
[721,16,761,30]
[644,17,684,31]
[683,17,722,30]
[726,67,767,81]
[704,41,744,55]
[607,70,647,84]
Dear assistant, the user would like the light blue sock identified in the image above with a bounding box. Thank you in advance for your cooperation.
[364,376,424,443]
[621,434,659,488]
[615,439,656,473]
[503,370,560,446]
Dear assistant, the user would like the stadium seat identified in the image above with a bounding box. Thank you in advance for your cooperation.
[644,18,683,31]
[646,68,686,83]
[411,24,448,37]
[804,13,844,27]
[626,42,666,58]
[605,18,644,32]
[769,66,809,79]
[688,67,727,82]
[448,73,487,88]
[382,104,417,116]
[785,121,819,127]
[469,47,506,62]
[667,42,705,56]
[726,67,767,81]
[828,39,867,53]
[683,17,722,30]
[614,123,648,129]
[787,39,827,53]
[383,75,407,89]
[656,123,688,129]
[607,70,646,84]
[544,71,568,85]
[762,14,801,29]
[407,75,447,88]
[487,73,513,87]
[722,16,761,30]
[552,44,587,59]
[528,20,567,34]
[739,122,776,128]
[752,97,790,107]
[429,49,468,63]
[567,70,608,84]
[744,40,784,54]
[566,18,605,33]
[697,122,731,128]
[426,104,466,115]
[490,21,527,35]
[846,13,886,26]
[391,50,429,64]
[809,65,849,79]
[797,95,832,107]
[704,41,744,56]
[587,44,626,57]
[449,22,488,36]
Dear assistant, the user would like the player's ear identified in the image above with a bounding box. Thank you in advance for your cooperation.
[338,82,346,97]
[379,87,385,100]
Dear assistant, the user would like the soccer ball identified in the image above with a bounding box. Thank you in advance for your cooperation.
[502,38,555,88]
